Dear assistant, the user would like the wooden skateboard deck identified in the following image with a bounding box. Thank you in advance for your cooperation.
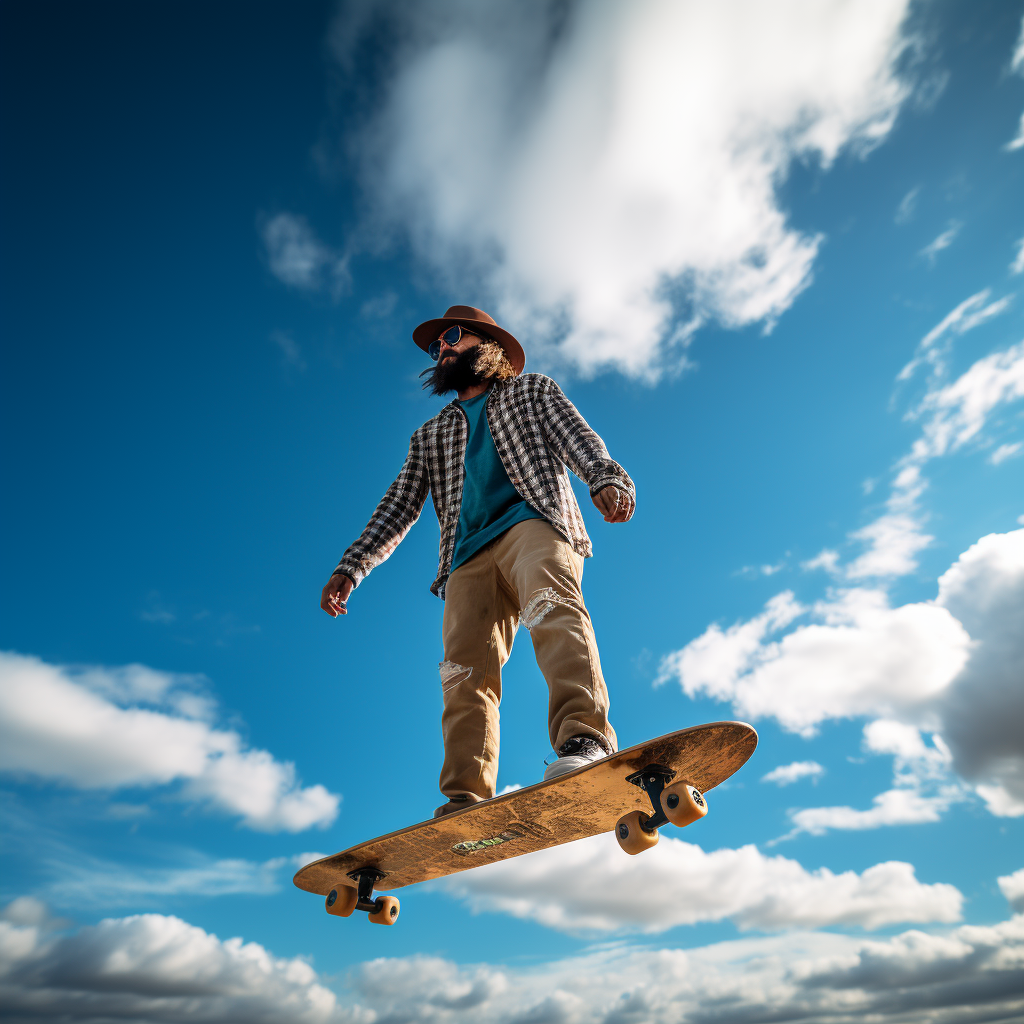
[294,721,756,921]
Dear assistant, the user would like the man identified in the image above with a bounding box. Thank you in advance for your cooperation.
[321,306,635,817]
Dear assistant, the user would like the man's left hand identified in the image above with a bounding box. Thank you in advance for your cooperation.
[593,485,630,523]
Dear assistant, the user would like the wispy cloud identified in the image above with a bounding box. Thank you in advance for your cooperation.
[894,185,919,224]
[898,289,1013,382]
[330,0,915,380]
[918,220,961,265]
[1011,236,1024,275]
[270,330,305,369]
[990,441,1022,465]
[261,213,349,296]
[1006,15,1024,151]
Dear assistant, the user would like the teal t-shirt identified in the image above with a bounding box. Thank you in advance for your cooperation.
[450,388,544,572]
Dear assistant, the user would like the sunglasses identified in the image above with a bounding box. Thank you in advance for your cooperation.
[428,324,475,361]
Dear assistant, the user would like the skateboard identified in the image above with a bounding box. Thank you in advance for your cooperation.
[293,720,757,926]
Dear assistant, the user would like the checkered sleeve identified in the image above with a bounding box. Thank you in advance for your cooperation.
[333,432,430,588]
[538,377,636,519]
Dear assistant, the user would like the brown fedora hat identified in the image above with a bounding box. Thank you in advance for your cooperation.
[413,305,525,376]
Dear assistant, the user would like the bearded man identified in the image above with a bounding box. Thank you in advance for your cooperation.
[321,306,635,817]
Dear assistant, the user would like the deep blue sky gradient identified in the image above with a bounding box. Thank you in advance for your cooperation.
[2,0,1023,977]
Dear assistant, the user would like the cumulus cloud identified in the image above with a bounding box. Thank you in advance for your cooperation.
[0,651,339,832]
[0,911,344,1024]
[658,585,969,736]
[261,213,349,295]
[934,529,1024,815]
[1000,868,1024,913]
[438,831,961,934]
[762,761,825,786]
[3,904,1022,1024]
[661,528,1024,825]
[332,0,914,379]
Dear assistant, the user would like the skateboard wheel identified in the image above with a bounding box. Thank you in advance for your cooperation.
[325,884,358,917]
[614,811,659,855]
[368,895,400,925]
[660,782,708,828]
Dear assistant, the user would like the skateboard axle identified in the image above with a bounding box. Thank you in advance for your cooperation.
[625,766,676,832]
[347,868,386,913]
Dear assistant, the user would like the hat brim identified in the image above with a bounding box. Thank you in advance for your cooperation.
[413,317,525,376]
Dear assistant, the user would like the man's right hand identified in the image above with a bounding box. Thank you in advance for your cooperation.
[321,573,354,617]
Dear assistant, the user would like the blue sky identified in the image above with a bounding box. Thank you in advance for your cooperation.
[1,1,1023,1020]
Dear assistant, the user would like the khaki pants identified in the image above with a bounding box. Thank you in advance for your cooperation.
[439,518,617,801]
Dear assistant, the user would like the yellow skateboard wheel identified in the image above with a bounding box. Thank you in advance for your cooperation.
[368,895,400,925]
[325,884,358,917]
[660,782,708,827]
[614,810,659,855]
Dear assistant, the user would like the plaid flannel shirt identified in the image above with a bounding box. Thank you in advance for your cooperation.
[334,373,635,598]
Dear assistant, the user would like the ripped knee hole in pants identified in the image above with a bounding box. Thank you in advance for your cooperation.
[439,660,473,690]
[521,587,580,631]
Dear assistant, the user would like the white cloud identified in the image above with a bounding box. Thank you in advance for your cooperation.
[786,723,963,837]
[762,761,825,786]
[898,289,1013,383]
[261,213,349,295]
[659,585,969,736]
[845,509,933,579]
[1007,16,1024,150]
[41,855,300,906]
[439,832,961,934]
[991,441,1022,465]
[999,868,1024,913]
[333,0,914,379]
[843,334,1022,583]
[0,651,339,832]
[802,548,841,573]
[0,911,344,1024]
[918,221,960,265]
[1012,236,1024,275]
[270,329,305,369]
[662,528,1024,824]
[788,787,955,835]
[894,185,919,224]
[907,340,1024,462]
[4,904,1023,1024]
[934,529,1024,815]
[1008,113,1024,152]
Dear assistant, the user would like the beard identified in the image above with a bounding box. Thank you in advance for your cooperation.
[421,345,486,396]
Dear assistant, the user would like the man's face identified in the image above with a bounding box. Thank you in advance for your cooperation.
[423,329,486,396]
[439,328,481,362]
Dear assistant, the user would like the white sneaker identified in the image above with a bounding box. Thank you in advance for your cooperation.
[543,736,610,781]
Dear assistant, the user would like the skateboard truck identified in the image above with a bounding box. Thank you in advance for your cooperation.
[625,766,676,832]
[324,868,400,925]
[346,868,387,913]
[615,764,708,855]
